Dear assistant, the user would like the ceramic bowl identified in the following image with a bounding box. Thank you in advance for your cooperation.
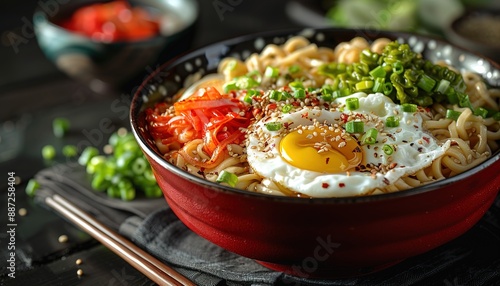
[130,28,500,278]
[446,8,500,64]
[33,0,198,92]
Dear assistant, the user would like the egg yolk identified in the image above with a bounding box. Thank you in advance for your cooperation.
[279,126,362,173]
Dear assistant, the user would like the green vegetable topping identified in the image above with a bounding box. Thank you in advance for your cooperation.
[446,109,462,121]
[383,144,394,155]
[216,170,238,187]
[25,179,40,197]
[385,116,400,127]
[346,97,360,110]
[345,120,364,133]
[402,103,417,113]
[361,128,378,144]
[317,41,467,108]
[265,122,282,131]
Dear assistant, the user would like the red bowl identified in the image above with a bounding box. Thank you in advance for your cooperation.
[130,28,500,278]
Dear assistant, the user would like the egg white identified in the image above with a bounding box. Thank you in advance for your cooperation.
[246,92,451,197]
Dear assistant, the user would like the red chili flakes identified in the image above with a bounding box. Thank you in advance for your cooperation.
[423,136,430,144]
[325,157,330,164]
[340,113,349,123]
[267,103,277,110]
[322,183,330,188]
[301,112,309,118]
[338,183,345,188]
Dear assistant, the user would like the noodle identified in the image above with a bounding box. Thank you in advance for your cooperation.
[146,36,500,197]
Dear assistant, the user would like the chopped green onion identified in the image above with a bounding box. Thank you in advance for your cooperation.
[91,173,109,192]
[265,122,282,131]
[392,62,404,74]
[417,74,436,92]
[362,128,378,144]
[78,146,99,166]
[355,80,374,91]
[288,65,301,74]
[42,145,56,160]
[383,82,393,95]
[446,109,462,121]
[289,81,304,90]
[402,103,417,113]
[52,117,70,138]
[269,90,281,101]
[86,155,106,175]
[216,170,238,187]
[132,157,148,175]
[474,107,488,118]
[493,112,500,121]
[446,88,459,105]
[264,66,279,78]
[144,185,163,198]
[236,76,259,89]
[382,144,394,155]
[385,116,400,127]
[457,92,473,110]
[346,97,360,110]
[62,145,78,158]
[25,179,40,197]
[372,78,385,93]
[120,186,136,201]
[293,89,306,99]
[244,89,259,104]
[282,104,293,113]
[369,66,386,78]
[435,79,450,94]
[223,82,238,93]
[345,120,364,133]
[281,91,291,99]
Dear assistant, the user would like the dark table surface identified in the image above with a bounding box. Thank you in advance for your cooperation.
[1,1,500,286]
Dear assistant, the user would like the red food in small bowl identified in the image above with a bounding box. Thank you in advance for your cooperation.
[130,28,500,278]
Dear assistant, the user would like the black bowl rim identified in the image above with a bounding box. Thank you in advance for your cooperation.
[33,0,199,45]
[131,27,500,204]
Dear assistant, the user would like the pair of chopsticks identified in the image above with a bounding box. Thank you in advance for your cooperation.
[45,194,195,286]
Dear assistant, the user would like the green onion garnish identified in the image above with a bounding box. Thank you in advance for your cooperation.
[355,80,374,91]
[282,104,292,113]
[493,111,500,121]
[264,66,279,78]
[293,89,306,99]
[372,78,385,93]
[223,82,238,93]
[345,120,364,133]
[78,146,99,166]
[346,97,360,111]
[269,90,281,101]
[383,82,393,95]
[362,128,378,144]
[435,79,450,94]
[417,74,436,92]
[265,122,282,131]
[382,144,394,155]
[445,109,462,121]
[289,81,304,90]
[216,171,238,187]
[62,145,78,158]
[392,62,404,74]
[288,65,301,74]
[402,103,417,113]
[474,107,488,118]
[385,116,400,127]
[369,65,386,78]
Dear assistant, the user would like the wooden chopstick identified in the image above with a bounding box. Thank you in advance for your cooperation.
[45,194,195,286]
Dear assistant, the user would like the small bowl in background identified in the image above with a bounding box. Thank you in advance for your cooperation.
[446,8,500,64]
[33,0,199,93]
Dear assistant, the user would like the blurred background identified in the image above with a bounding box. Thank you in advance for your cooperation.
[1,0,498,93]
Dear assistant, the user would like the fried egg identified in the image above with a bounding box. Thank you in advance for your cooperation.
[246,92,451,197]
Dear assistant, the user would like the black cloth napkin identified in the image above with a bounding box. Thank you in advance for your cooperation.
[34,163,500,286]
